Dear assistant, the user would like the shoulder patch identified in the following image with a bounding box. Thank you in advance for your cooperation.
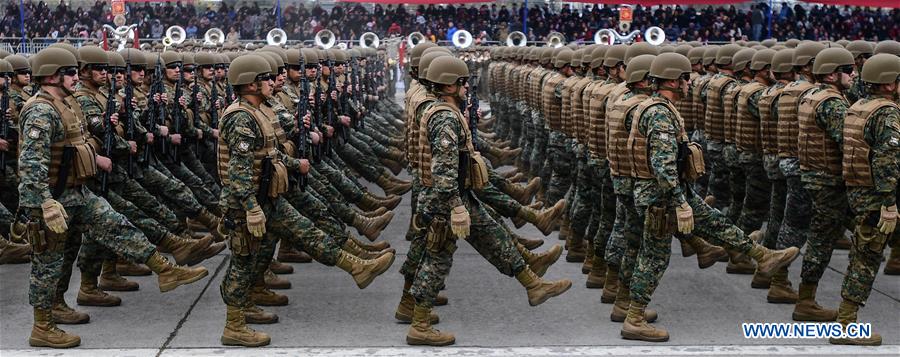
[28,128,42,139]
[237,141,250,152]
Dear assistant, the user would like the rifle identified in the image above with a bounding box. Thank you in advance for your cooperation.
[326,58,337,152]
[149,56,168,162]
[0,78,9,171]
[467,61,480,151]
[210,75,220,159]
[295,52,310,190]
[313,64,325,161]
[100,74,118,197]
[123,55,135,177]
[170,63,184,162]
[190,76,201,155]
[350,57,363,130]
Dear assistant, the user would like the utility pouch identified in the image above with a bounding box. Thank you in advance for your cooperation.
[646,206,671,237]
[426,217,451,253]
[855,217,888,254]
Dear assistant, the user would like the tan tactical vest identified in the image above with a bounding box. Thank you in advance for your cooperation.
[560,76,580,136]
[629,97,689,179]
[581,81,599,148]
[734,82,767,152]
[606,82,631,112]
[678,73,698,132]
[758,85,784,155]
[217,101,288,199]
[588,82,618,158]
[21,92,97,189]
[705,75,736,142]
[777,81,815,158]
[543,74,564,131]
[691,74,712,132]
[417,102,474,187]
[842,98,897,187]
[797,87,844,175]
[606,91,643,177]
[571,77,593,143]
[260,103,293,157]
[722,80,743,143]
[406,95,436,172]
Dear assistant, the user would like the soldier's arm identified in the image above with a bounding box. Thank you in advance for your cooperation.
[867,107,900,207]
[223,111,263,211]
[427,111,464,214]
[816,97,847,147]
[17,103,57,207]
[642,105,687,206]
[195,87,214,138]
[77,94,130,156]
[748,89,762,120]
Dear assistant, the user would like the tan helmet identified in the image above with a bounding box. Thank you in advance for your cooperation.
[265,50,285,70]
[836,39,850,48]
[77,46,109,68]
[750,49,776,71]
[195,52,216,67]
[555,49,574,69]
[812,48,854,75]
[425,56,469,85]
[256,52,279,76]
[540,47,554,66]
[0,59,12,75]
[31,47,79,77]
[286,48,301,66]
[860,53,900,84]
[48,42,78,58]
[771,49,795,73]
[793,41,826,67]
[761,39,777,48]
[649,53,691,80]
[0,49,9,59]
[715,44,742,66]
[410,42,437,68]
[5,54,29,72]
[702,45,720,66]
[423,46,452,57]
[687,47,705,65]
[625,54,655,84]
[419,51,451,80]
[332,49,348,64]
[784,39,800,48]
[181,53,195,67]
[874,40,900,56]
[107,51,125,68]
[160,51,181,66]
[845,40,874,59]
[675,44,692,57]
[659,45,676,54]
[732,48,757,71]
[571,48,584,68]
[118,48,146,67]
[603,45,627,67]
[624,42,658,64]
[582,48,594,67]
[261,46,288,64]
[301,48,319,65]
[228,54,272,86]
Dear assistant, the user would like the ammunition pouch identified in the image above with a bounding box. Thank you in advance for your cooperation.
[281,141,297,158]
[222,214,260,256]
[268,160,289,198]
[25,209,66,255]
[425,216,455,254]
[855,215,889,254]
[645,205,674,237]
[72,143,98,180]
[678,142,706,182]
[468,152,490,191]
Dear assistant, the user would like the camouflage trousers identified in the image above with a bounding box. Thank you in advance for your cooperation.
[801,184,853,284]
[336,143,386,183]
[307,171,358,227]
[220,197,343,307]
[606,176,636,269]
[736,152,771,234]
[519,108,535,170]
[0,199,11,236]
[410,193,527,308]
[178,145,220,197]
[841,216,898,306]
[529,112,548,179]
[314,160,366,204]
[568,145,593,241]
[776,175,811,250]
[112,179,182,234]
[29,189,156,308]
[159,159,220,213]
[686,187,754,254]
[137,163,205,220]
[762,154,786,249]
[400,175,427,281]
[283,185,351,247]
[629,203,672,306]
[724,144,746,223]
[705,140,730,209]
[614,191,642,287]
[546,132,573,204]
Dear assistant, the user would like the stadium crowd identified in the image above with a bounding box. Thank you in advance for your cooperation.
[0,1,897,44]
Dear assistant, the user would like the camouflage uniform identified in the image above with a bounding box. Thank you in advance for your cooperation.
[702,73,738,209]
[735,81,771,234]
[776,78,815,250]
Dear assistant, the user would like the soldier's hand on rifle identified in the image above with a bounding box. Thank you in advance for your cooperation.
[146,132,154,144]
[178,95,188,108]
[212,129,219,139]
[324,125,334,138]
[109,112,119,127]
[311,131,321,145]
[171,133,182,145]
[96,155,113,172]
[5,107,11,120]
[41,199,69,234]
[299,158,310,175]
[330,90,338,101]
[127,140,137,154]
[216,99,223,109]
[0,138,8,152]
[320,92,327,102]
[339,115,351,127]
[196,129,203,140]
[302,113,311,128]
[158,125,169,137]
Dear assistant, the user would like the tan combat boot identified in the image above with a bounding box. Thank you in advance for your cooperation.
[380,157,404,176]
[515,233,545,250]
[375,173,411,195]
[352,211,394,241]
[500,168,520,179]
[51,299,90,325]
[703,195,716,207]
[406,304,455,346]
[0,236,31,264]
[565,233,586,263]
[747,243,800,277]
[506,177,542,205]
[516,268,572,306]
[358,192,401,211]
[792,282,837,321]
[585,255,606,289]
[99,260,139,291]
[264,269,291,290]
[116,259,152,276]
[194,209,225,242]
[395,282,440,324]
[350,235,392,252]
[269,260,294,274]
[250,284,289,306]
[828,300,882,346]
[77,272,122,306]
[601,266,619,304]
[884,247,900,275]
[559,216,572,241]
[343,238,393,260]
[278,244,312,263]
[519,243,563,277]
[725,250,757,274]
[243,305,279,324]
[435,292,449,306]
[679,237,696,257]
[620,302,669,342]
[751,270,772,289]
[582,241,594,274]
[145,251,209,292]
[360,207,390,218]
[685,236,728,269]
[337,250,395,289]
[221,305,271,347]
[158,232,224,267]
[766,267,797,304]
[610,286,658,323]
[29,308,80,348]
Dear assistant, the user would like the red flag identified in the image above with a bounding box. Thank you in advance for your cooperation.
[133,28,140,49]
[102,31,109,50]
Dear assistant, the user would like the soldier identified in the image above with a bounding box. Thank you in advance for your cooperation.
[20,47,208,349]
[216,54,394,347]
[843,40,874,104]
[406,56,570,346]
[0,58,32,264]
[792,48,856,322]
[831,53,899,346]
